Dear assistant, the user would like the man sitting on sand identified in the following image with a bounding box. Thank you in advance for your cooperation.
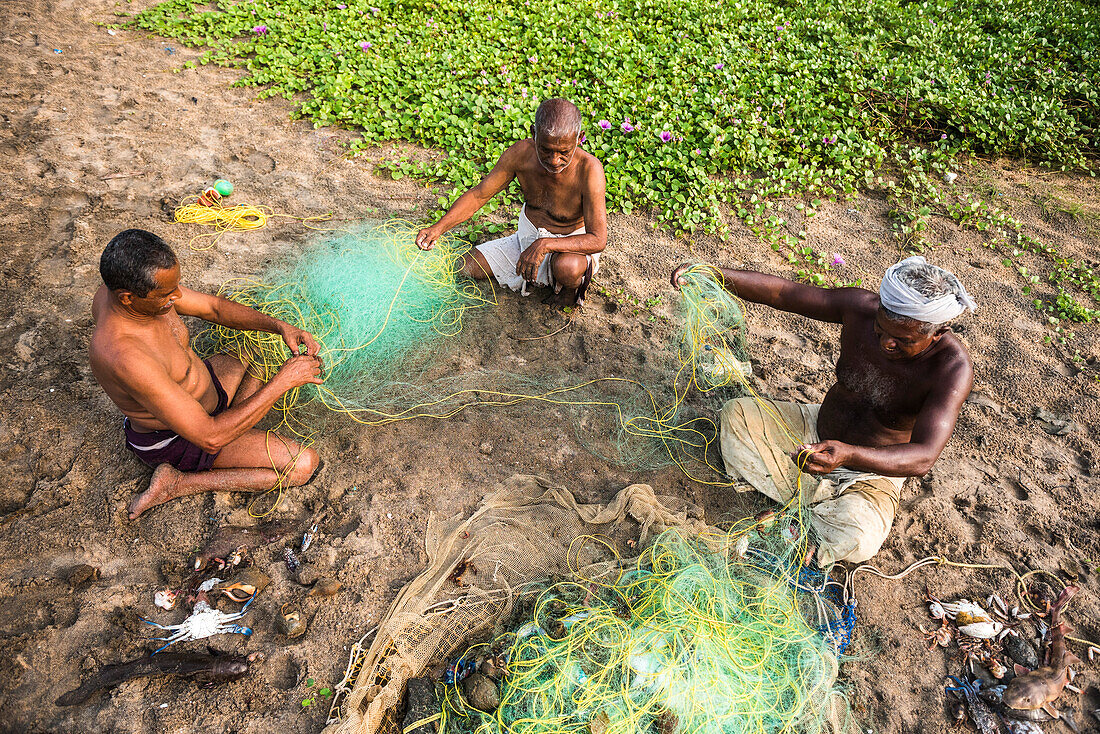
[90,229,325,520]
[416,98,607,308]
[672,256,975,565]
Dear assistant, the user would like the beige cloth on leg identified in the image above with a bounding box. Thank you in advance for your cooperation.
[719,397,905,565]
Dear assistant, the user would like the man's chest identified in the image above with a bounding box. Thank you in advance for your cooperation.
[835,353,925,418]
[517,172,583,215]
[149,314,197,381]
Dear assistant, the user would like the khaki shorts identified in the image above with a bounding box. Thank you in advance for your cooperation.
[719,397,905,565]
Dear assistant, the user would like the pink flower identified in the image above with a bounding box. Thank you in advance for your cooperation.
[336,3,346,7]
[528,56,537,63]
[252,25,268,34]
[940,133,947,140]
[714,62,724,70]
[597,119,611,129]
[659,131,672,143]
[359,41,371,51]
[621,121,634,133]
[831,254,845,267]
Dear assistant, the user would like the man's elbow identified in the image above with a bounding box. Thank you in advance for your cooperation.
[198,436,227,454]
[198,424,234,454]
[908,452,940,477]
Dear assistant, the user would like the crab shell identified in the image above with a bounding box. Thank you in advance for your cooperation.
[957,619,1004,639]
[154,589,178,610]
[941,599,992,620]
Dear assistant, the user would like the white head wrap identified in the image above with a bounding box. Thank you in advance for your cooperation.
[879,256,976,324]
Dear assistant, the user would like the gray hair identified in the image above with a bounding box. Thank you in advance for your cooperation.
[882,260,971,333]
[534,98,582,139]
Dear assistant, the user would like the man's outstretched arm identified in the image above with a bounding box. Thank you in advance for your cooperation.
[173,287,320,356]
[112,348,324,454]
[671,264,867,324]
[416,145,520,250]
[795,359,974,476]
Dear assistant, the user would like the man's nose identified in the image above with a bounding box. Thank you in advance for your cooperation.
[880,336,897,350]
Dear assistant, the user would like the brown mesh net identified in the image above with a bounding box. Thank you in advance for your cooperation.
[323,475,708,734]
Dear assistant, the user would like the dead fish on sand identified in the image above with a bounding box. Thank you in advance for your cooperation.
[191,520,299,571]
[1002,584,1080,718]
[55,652,254,706]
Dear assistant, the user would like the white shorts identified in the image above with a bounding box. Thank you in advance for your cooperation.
[475,206,600,294]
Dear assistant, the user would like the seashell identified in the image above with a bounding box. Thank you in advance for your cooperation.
[307,577,342,598]
[154,589,178,610]
[197,577,223,593]
[460,672,500,713]
[67,564,100,589]
[213,568,270,602]
[278,602,307,639]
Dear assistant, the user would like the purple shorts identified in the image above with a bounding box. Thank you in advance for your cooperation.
[124,359,229,472]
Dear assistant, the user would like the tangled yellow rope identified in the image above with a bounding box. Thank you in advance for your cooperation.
[172,194,334,250]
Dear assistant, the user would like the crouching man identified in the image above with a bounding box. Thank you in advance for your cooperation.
[416,98,607,308]
[672,256,976,565]
[90,229,324,520]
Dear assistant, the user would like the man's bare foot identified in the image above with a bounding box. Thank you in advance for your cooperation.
[128,463,181,520]
[544,288,579,308]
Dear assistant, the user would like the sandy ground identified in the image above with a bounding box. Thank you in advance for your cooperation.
[1,0,1099,732]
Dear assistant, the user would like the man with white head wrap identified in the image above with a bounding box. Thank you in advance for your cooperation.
[671,257,975,565]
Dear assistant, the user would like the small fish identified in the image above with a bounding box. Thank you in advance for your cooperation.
[191,520,299,571]
[945,677,1008,734]
[1002,630,1040,670]
[56,653,252,706]
[283,547,300,575]
[1002,585,1081,717]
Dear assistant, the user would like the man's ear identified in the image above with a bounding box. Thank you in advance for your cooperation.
[530,123,536,139]
[931,326,949,341]
[116,290,135,307]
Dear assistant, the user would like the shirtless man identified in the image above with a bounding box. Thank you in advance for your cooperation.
[416,98,607,307]
[90,229,324,520]
[671,256,975,564]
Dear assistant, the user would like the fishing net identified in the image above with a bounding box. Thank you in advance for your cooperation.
[323,476,857,734]
[199,234,750,483]
[197,221,495,436]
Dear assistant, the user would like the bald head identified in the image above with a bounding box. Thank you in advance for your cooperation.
[534,98,582,140]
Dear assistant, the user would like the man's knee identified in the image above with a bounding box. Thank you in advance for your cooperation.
[551,253,588,288]
[462,252,493,280]
[286,447,319,486]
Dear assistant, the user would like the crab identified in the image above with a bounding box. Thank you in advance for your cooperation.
[921,619,954,650]
[140,595,255,654]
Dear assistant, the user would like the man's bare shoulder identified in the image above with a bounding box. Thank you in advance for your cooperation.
[933,331,973,376]
[89,322,163,383]
[828,286,880,317]
[502,138,536,167]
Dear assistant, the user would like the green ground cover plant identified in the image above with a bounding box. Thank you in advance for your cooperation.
[134,0,1099,333]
